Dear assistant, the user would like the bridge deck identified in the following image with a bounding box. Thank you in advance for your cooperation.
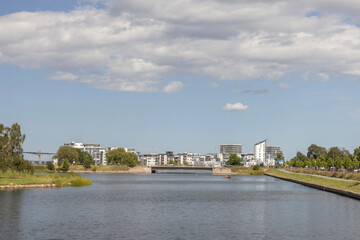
[151,166,213,170]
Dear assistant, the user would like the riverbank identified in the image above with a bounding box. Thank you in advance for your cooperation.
[265,168,360,200]
[0,171,92,189]
[213,166,268,175]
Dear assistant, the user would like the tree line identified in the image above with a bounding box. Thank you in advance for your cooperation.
[287,144,360,169]
[0,123,34,173]
[54,146,139,169]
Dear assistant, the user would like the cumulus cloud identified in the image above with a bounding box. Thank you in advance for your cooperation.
[1,1,360,92]
[278,83,294,89]
[222,102,249,111]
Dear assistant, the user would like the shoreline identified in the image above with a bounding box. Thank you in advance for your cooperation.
[265,171,360,200]
[0,184,57,190]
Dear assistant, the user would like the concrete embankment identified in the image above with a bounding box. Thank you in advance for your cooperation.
[0,184,57,190]
[69,166,152,174]
[265,173,360,200]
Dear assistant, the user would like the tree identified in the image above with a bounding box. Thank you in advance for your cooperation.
[343,156,351,169]
[354,147,360,161]
[76,149,93,165]
[351,155,359,170]
[46,161,55,171]
[83,158,92,169]
[253,164,260,170]
[274,152,285,167]
[56,146,78,166]
[307,144,327,159]
[226,153,242,166]
[61,159,70,172]
[334,156,342,169]
[106,148,139,167]
[0,123,32,173]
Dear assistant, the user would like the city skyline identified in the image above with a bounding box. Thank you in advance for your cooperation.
[1,1,360,160]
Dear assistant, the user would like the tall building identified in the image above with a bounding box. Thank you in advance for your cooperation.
[220,144,242,154]
[254,140,266,165]
[266,146,281,160]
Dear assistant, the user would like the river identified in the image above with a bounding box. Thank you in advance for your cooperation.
[1,172,360,240]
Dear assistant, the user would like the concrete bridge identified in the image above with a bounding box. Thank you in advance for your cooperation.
[150,165,213,171]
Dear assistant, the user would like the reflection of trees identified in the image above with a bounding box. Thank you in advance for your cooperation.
[0,190,23,239]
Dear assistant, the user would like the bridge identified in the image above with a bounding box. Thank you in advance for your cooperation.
[24,151,55,165]
[150,166,213,171]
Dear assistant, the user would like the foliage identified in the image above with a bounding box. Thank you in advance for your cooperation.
[56,146,79,166]
[61,159,70,172]
[0,123,33,173]
[183,160,189,165]
[76,149,93,165]
[83,157,92,169]
[46,161,55,171]
[274,151,285,167]
[253,164,260,171]
[106,148,139,167]
[226,153,243,166]
[307,144,327,159]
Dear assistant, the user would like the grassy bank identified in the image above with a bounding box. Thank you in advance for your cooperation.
[287,168,360,181]
[0,171,92,187]
[230,166,269,175]
[266,168,360,194]
[70,165,130,171]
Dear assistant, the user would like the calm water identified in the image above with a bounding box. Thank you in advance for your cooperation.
[1,172,360,240]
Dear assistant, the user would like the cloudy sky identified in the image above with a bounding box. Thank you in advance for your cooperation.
[1,0,360,159]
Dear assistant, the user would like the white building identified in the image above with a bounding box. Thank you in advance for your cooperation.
[254,140,266,166]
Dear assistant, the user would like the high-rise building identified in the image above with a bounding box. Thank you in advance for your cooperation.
[220,144,242,154]
[254,140,266,164]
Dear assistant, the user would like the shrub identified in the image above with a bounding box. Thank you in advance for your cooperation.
[253,164,260,171]
[46,161,55,171]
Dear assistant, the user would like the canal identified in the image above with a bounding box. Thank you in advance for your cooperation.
[1,173,360,239]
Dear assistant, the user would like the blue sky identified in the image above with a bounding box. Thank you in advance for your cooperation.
[1,0,360,159]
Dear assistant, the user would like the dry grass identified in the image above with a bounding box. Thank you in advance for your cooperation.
[288,168,360,181]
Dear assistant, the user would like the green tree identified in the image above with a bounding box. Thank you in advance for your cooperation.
[343,155,351,169]
[56,146,78,166]
[307,144,327,159]
[351,155,359,170]
[76,149,93,165]
[106,148,139,167]
[226,153,242,166]
[61,159,70,171]
[253,164,260,170]
[0,123,31,173]
[274,152,285,167]
[83,158,92,169]
[46,161,55,171]
[334,156,342,169]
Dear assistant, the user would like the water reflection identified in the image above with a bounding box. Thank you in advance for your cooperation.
[1,174,360,239]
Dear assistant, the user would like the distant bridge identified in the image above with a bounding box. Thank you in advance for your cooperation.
[151,166,213,171]
[24,151,55,164]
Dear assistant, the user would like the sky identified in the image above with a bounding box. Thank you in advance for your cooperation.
[1,0,360,160]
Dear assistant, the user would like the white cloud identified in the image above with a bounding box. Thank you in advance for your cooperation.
[1,1,360,92]
[162,81,184,93]
[278,83,294,89]
[222,102,249,111]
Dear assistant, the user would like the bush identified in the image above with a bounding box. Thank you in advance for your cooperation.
[61,159,70,172]
[46,161,55,171]
[253,164,260,171]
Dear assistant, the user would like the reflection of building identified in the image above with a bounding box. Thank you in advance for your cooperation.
[220,144,242,154]
[254,140,266,165]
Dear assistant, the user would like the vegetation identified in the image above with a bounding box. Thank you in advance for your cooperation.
[253,164,260,171]
[55,146,78,166]
[106,148,139,167]
[287,168,360,181]
[274,152,285,167]
[76,149,94,165]
[46,161,55,171]
[0,123,34,173]
[230,166,268,175]
[0,171,91,187]
[286,144,360,170]
[266,168,360,194]
[67,165,130,171]
[226,153,243,166]
[60,159,70,172]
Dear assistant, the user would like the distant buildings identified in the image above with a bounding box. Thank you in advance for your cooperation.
[220,144,242,154]
[254,140,266,164]
[64,141,137,165]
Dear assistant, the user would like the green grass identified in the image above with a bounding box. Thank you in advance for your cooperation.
[230,166,269,175]
[0,171,92,187]
[267,169,360,194]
